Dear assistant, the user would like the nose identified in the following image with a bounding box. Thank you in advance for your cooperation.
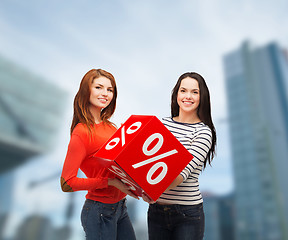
[185,92,192,99]
[101,88,108,96]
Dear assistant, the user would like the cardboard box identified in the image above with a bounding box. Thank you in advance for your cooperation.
[92,115,193,201]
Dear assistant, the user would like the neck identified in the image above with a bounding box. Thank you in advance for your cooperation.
[89,105,102,124]
[175,111,201,124]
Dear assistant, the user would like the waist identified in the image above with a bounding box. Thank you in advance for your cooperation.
[157,201,173,205]
[85,198,126,206]
[150,202,203,212]
[86,188,126,204]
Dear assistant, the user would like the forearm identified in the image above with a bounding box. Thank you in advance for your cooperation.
[108,178,139,200]
[61,175,109,192]
[165,175,183,191]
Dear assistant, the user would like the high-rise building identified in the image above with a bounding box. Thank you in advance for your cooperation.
[0,55,67,239]
[203,192,221,240]
[0,55,67,174]
[223,41,288,240]
[203,192,235,240]
[14,215,53,240]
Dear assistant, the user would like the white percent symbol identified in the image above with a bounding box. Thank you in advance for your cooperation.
[108,165,138,191]
[132,133,178,185]
[105,121,142,150]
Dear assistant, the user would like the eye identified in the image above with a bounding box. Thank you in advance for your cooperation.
[108,89,113,92]
[95,86,101,89]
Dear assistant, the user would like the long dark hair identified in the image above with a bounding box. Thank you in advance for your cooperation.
[70,69,117,135]
[171,72,216,168]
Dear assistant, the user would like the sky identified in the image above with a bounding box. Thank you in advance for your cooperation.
[0,0,287,238]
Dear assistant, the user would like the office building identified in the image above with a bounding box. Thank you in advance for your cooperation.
[203,192,235,240]
[0,55,67,174]
[223,41,288,240]
[0,55,67,239]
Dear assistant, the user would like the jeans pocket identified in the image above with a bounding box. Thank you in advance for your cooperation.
[180,204,203,221]
[100,203,118,220]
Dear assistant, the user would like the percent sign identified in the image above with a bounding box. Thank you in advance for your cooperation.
[132,133,178,185]
[105,121,142,150]
[105,121,178,185]
[105,121,143,192]
[108,165,139,192]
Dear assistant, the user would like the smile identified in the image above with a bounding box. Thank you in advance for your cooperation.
[183,101,193,105]
[98,98,108,103]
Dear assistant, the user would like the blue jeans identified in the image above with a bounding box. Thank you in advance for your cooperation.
[148,202,205,240]
[81,198,136,240]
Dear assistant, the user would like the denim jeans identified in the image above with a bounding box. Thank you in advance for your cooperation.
[81,198,136,240]
[148,202,205,240]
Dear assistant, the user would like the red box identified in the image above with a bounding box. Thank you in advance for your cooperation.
[92,115,193,201]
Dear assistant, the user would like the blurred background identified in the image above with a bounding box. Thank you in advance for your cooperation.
[0,0,287,239]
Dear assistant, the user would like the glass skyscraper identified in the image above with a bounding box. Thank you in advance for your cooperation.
[0,55,67,239]
[203,193,235,240]
[0,55,67,174]
[223,41,288,240]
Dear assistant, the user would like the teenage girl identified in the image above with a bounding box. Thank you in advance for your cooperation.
[60,69,137,240]
[144,72,216,240]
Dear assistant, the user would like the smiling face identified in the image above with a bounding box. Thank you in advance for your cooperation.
[177,77,200,115]
[89,76,114,111]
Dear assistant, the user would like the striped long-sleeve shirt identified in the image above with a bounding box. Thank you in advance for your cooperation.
[157,117,212,205]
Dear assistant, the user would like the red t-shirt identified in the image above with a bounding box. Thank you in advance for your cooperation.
[60,122,126,203]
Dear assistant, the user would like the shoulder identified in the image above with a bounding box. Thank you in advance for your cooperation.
[161,117,182,130]
[71,123,90,139]
[193,123,212,140]
[161,117,172,124]
[196,122,211,132]
[73,122,117,133]
[72,123,88,135]
[68,124,90,147]
[161,117,195,133]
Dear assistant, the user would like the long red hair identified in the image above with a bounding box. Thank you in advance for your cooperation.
[70,69,117,135]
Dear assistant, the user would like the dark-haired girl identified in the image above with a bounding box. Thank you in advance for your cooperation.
[145,72,216,240]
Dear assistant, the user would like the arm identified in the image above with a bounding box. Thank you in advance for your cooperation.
[162,127,212,194]
[142,192,155,204]
[180,127,212,182]
[60,134,108,192]
[108,178,139,200]
[165,175,184,192]
[142,175,184,203]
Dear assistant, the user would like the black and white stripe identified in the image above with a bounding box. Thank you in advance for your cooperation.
[158,117,212,205]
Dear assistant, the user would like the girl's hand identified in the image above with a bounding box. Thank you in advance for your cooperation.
[142,192,155,204]
[108,178,139,200]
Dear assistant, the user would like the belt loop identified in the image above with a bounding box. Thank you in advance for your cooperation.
[175,204,180,213]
